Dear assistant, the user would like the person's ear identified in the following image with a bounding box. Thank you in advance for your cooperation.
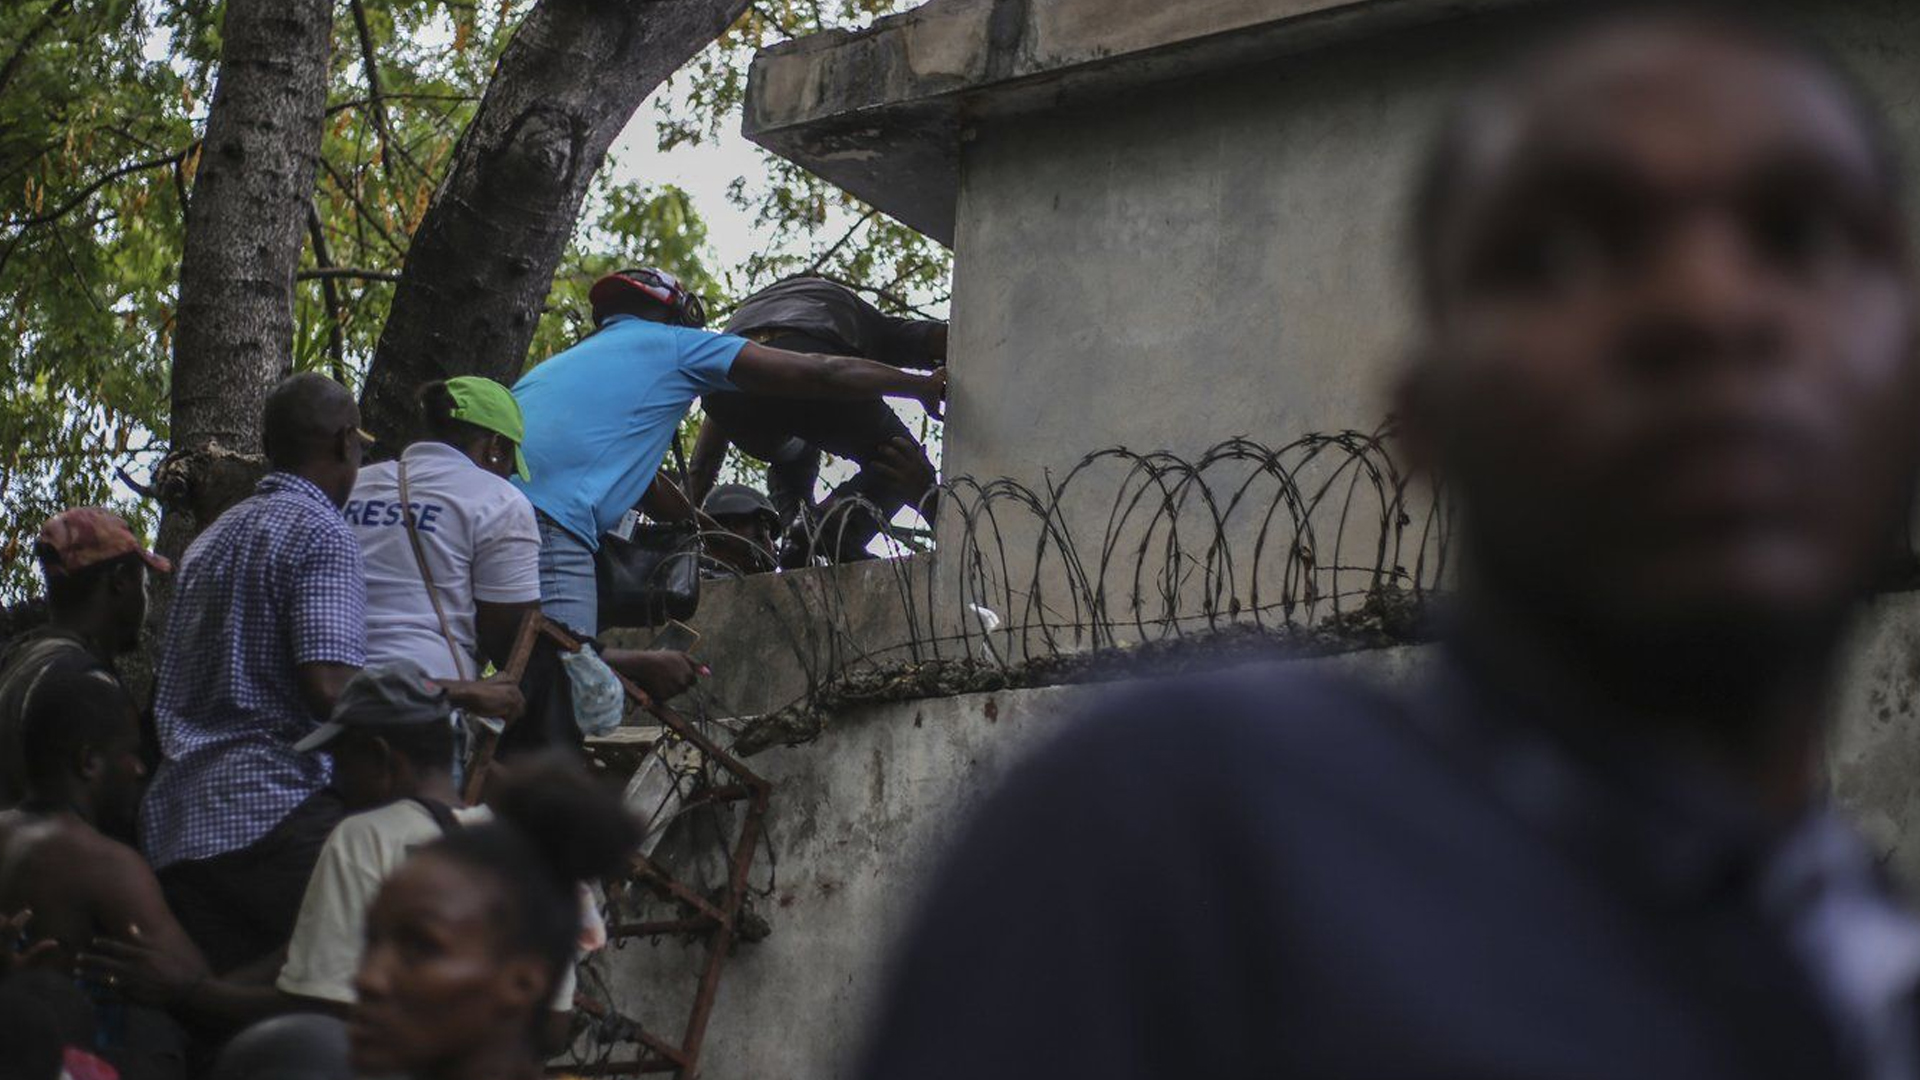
[498,954,549,1013]
[334,425,357,466]
[110,559,141,596]
[74,744,105,783]
[371,735,400,789]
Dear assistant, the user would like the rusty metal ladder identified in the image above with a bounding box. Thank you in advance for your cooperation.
[469,612,772,1079]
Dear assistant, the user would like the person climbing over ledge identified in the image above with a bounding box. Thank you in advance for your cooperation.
[686,275,948,566]
[511,266,946,637]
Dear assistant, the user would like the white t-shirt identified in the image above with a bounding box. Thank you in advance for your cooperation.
[346,443,541,679]
[276,800,598,1011]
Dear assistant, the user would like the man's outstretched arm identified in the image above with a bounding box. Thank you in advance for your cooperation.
[686,417,731,509]
[728,343,947,417]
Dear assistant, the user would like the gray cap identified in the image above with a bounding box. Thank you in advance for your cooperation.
[211,1013,350,1080]
[293,660,453,753]
[702,483,778,524]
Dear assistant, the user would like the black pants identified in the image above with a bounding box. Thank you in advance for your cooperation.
[157,789,345,974]
[703,331,925,562]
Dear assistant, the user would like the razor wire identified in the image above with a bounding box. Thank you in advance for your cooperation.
[634,428,1453,754]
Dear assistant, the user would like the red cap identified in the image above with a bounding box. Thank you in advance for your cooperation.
[37,508,172,577]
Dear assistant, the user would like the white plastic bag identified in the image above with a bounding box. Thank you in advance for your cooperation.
[559,647,626,737]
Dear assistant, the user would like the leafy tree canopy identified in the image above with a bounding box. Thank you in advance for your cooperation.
[0,0,938,598]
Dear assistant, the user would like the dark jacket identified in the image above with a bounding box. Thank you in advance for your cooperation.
[857,657,1871,1080]
[723,277,943,369]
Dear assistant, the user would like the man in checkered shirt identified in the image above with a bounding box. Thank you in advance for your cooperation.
[141,373,371,972]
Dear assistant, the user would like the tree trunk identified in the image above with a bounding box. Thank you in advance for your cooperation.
[160,0,333,533]
[134,0,332,695]
[358,0,751,449]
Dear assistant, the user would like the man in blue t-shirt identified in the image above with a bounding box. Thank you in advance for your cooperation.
[513,267,947,636]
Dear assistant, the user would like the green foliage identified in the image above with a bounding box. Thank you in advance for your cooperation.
[655,1,950,320]
[0,0,202,592]
[1,0,943,597]
[529,181,722,362]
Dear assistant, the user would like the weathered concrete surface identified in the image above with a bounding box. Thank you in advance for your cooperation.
[942,1,1920,516]
[744,0,1542,243]
[600,557,924,721]
[1827,590,1920,886]
[603,643,1432,1080]
[604,592,1920,1079]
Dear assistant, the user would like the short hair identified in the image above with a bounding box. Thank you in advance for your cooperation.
[337,718,455,776]
[19,668,135,787]
[417,381,494,448]
[35,548,141,610]
[1410,2,1902,313]
[262,372,358,470]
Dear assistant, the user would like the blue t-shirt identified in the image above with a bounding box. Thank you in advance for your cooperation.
[512,315,746,548]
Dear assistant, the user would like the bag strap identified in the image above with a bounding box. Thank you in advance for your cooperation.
[670,428,690,483]
[397,458,470,681]
[409,796,463,836]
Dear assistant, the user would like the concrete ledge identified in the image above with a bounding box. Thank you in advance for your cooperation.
[743,0,1541,243]
[601,556,927,721]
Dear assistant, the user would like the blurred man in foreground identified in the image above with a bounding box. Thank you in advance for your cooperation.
[860,10,1920,1080]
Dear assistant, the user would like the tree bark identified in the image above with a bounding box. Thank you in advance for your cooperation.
[160,0,334,533]
[358,0,751,449]
[133,0,332,696]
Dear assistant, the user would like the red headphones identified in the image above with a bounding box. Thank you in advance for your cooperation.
[588,267,708,328]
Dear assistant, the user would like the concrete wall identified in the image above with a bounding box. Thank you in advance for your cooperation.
[601,558,926,722]
[1827,590,1920,886]
[941,1,1920,539]
[600,590,1920,1079]
[600,643,1431,1080]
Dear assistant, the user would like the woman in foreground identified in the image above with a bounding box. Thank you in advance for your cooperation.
[347,758,639,1080]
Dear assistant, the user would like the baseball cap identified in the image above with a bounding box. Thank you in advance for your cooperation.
[444,376,530,480]
[293,661,453,753]
[702,484,779,527]
[36,508,172,579]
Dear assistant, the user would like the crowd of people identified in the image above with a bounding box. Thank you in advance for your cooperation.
[0,267,946,1079]
[7,5,1920,1080]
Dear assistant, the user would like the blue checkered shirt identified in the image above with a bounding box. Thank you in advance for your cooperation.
[142,472,367,869]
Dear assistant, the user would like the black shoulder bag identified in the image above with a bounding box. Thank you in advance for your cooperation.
[593,433,702,629]
[410,796,464,835]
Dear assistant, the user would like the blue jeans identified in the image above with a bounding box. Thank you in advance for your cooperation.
[536,512,598,638]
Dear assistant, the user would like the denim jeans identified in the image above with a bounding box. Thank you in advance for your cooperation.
[536,512,599,638]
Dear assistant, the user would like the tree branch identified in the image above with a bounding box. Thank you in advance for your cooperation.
[0,0,75,101]
[0,147,190,279]
[347,0,425,184]
[326,91,476,117]
[305,203,350,382]
[317,156,407,257]
[2,148,188,231]
[297,266,400,283]
[803,206,877,275]
[815,272,944,320]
